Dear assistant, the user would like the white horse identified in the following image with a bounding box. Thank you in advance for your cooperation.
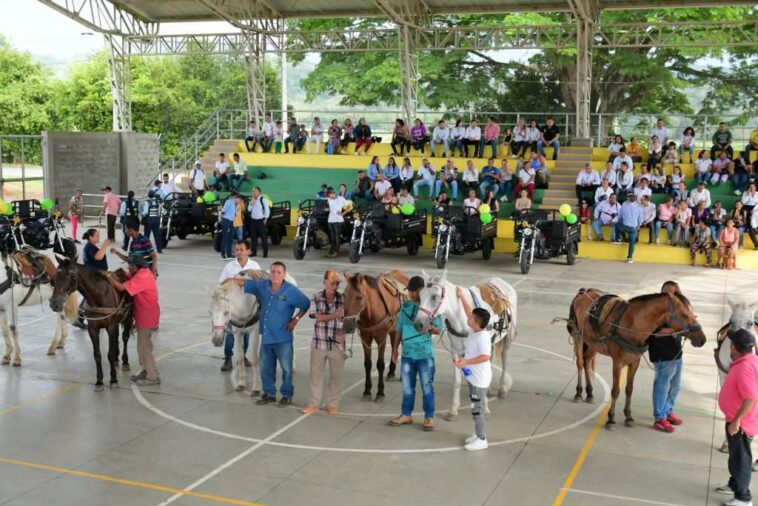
[413,271,517,421]
[209,269,297,394]
[0,251,78,366]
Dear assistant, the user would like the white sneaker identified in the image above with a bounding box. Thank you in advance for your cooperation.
[724,498,752,506]
[735,190,743,196]
[627,258,633,264]
[354,152,359,156]
[715,483,733,495]
[499,196,509,202]
[464,437,488,451]
[464,433,479,445]
[655,238,660,244]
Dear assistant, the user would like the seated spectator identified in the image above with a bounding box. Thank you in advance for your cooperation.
[296,124,308,152]
[615,162,634,196]
[306,117,324,154]
[731,156,751,195]
[612,148,634,172]
[691,181,712,208]
[648,135,663,168]
[711,122,734,161]
[373,173,392,201]
[580,201,592,239]
[410,119,429,154]
[340,118,354,154]
[479,158,501,198]
[691,201,710,233]
[532,151,550,188]
[326,119,342,155]
[245,120,264,153]
[354,117,372,155]
[694,150,712,184]
[484,189,500,216]
[501,128,513,157]
[663,143,678,165]
[537,117,560,161]
[718,219,739,269]
[397,186,415,206]
[672,181,690,207]
[514,189,532,214]
[353,171,373,200]
[746,127,758,159]
[435,159,459,200]
[381,188,398,213]
[316,183,329,200]
[626,137,643,163]
[594,178,613,205]
[709,201,727,242]
[525,120,541,154]
[710,151,730,184]
[499,159,514,201]
[730,201,747,247]
[448,119,465,158]
[413,159,436,198]
[273,121,284,154]
[391,119,411,156]
[575,162,600,206]
[261,113,275,153]
[650,118,670,145]
[283,117,299,153]
[690,220,713,266]
[599,162,617,187]
[213,153,230,191]
[431,120,450,157]
[654,196,676,244]
[461,160,479,196]
[513,161,536,199]
[511,119,528,158]
[650,167,666,193]
[464,120,482,158]
[671,165,685,188]
[635,164,651,186]
[741,182,758,219]
[338,183,351,200]
[367,156,382,182]
[633,179,652,200]
[480,116,500,160]
[592,193,621,241]
[607,135,625,162]
[463,190,481,216]
[384,156,401,193]
[638,195,656,244]
[399,157,415,188]
[434,191,451,212]
[673,200,692,246]
[680,127,696,162]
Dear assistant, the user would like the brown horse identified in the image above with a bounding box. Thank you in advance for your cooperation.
[50,258,133,390]
[566,286,705,427]
[342,269,408,402]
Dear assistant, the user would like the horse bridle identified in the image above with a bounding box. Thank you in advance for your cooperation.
[417,281,446,321]
[343,277,396,333]
[664,296,703,338]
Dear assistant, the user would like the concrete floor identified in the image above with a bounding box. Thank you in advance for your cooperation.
[0,236,751,506]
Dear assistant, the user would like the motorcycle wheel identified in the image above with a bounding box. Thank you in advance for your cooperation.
[160,229,170,250]
[348,240,361,263]
[176,230,188,240]
[406,234,420,256]
[520,247,532,274]
[292,237,306,260]
[435,238,448,269]
[213,232,222,253]
[270,226,283,246]
[481,237,493,260]
[566,241,578,265]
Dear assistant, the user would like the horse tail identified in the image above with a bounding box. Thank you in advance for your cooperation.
[63,293,79,322]
[567,293,584,369]
[493,338,505,366]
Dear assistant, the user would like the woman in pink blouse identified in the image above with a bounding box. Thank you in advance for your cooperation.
[718,219,739,269]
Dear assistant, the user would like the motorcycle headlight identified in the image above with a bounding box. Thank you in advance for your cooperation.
[354,219,361,227]
[523,228,532,236]
[297,216,305,225]
[308,217,317,226]
[19,224,26,231]
[59,217,68,225]
[439,224,448,232]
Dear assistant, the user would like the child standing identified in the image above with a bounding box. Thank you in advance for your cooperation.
[453,286,492,451]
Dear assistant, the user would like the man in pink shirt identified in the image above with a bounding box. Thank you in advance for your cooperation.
[716,329,758,505]
[101,186,121,242]
[108,253,161,386]
[480,116,501,160]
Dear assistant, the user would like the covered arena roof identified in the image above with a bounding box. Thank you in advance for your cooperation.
[112,0,753,21]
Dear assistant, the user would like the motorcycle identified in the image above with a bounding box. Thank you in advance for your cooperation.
[515,209,580,275]
[13,211,76,258]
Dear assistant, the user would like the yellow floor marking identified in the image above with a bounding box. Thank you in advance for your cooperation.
[0,456,262,506]
[0,383,82,417]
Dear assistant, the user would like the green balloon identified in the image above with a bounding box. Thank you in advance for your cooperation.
[4,203,14,216]
[203,191,217,204]
[400,203,415,216]
[566,213,578,224]
[40,198,54,210]
[480,212,493,224]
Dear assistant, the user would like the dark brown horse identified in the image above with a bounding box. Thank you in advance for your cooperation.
[566,286,705,428]
[342,269,408,401]
[50,258,133,390]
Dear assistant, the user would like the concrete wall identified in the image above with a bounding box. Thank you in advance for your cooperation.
[43,131,159,206]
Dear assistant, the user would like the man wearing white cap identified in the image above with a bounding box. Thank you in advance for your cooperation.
[190,161,208,197]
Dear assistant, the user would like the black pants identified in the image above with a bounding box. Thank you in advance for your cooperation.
[391,136,410,155]
[748,228,758,249]
[249,218,268,257]
[711,144,734,160]
[244,136,257,153]
[214,173,228,191]
[575,185,597,204]
[464,139,479,158]
[340,134,354,149]
[726,422,753,502]
[143,217,162,253]
[328,222,342,254]
[510,140,527,157]
[106,214,117,241]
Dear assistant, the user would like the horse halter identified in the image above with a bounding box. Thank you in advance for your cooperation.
[665,296,702,338]
[342,282,366,324]
[417,281,446,321]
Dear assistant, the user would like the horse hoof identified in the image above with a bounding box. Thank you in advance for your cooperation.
[235,385,245,392]
[624,419,635,428]
[47,350,56,356]
[1,357,9,365]
[94,384,104,392]
[121,364,130,372]
[12,360,21,367]
[585,396,594,404]
[605,421,615,430]
[385,374,396,382]
[445,413,458,422]
[110,382,118,389]
[56,344,65,349]
[361,394,372,402]
[573,395,582,403]
[497,390,507,399]
[249,390,261,398]
[375,395,385,403]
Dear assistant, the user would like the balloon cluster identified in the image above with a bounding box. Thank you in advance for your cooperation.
[0,200,12,216]
[558,203,577,224]
[400,203,415,216]
[203,191,217,204]
[478,204,493,224]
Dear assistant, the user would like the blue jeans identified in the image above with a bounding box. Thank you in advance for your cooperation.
[448,139,463,156]
[480,179,499,198]
[695,172,709,184]
[652,359,682,420]
[435,179,458,199]
[413,178,434,197]
[679,144,694,161]
[537,139,560,159]
[224,332,250,358]
[479,139,498,159]
[614,223,638,259]
[654,220,673,241]
[220,218,234,257]
[400,356,436,418]
[260,341,294,399]
[733,173,749,192]
[709,224,724,243]
[234,226,244,241]
[592,221,616,241]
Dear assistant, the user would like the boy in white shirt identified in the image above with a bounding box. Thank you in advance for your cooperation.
[273,121,284,153]
[431,120,450,158]
[453,286,492,451]
[261,113,276,152]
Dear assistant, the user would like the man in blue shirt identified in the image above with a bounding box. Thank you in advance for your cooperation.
[227,261,310,406]
[219,193,237,260]
[479,158,501,198]
[614,193,643,263]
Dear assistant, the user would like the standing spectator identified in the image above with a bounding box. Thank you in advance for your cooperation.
[513,161,536,199]
[283,117,299,154]
[213,153,230,191]
[453,286,492,451]
[391,119,411,156]
[525,120,541,154]
[68,189,84,243]
[326,119,342,155]
[189,161,208,197]
[435,159,459,200]
[273,121,284,154]
[107,253,160,386]
[227,262,310,407]
[648,136,663,169]
[306,117,324,154]
[714,329,758,504]
[301,270,346,416]
[111,218,158,277]
[593,193,620,241]
[464,120,482,158]
[244,120,262,153]
[627,137,643,163]
[339,118,354,155]
[655,196,676,244]
[431,120,450,158]
[218,240,260,371]
[480,116,501,160]
[673,200,692,246]
[353,117,372,155]
[261,113,275,152]
[614,193,643,263]
[680,126,696,162]
[219,194,236,260]
[141,190,162,254]
[478,158,501,198]
[248,187,270,258]
[410,119,429,154]
[389,276,442,431]
[594,179,613,205]
[326,188,347,258]
[101,186,121,242]
[638,195,656,244]
[711,122,734,160]
[119,191,140,251]
[649,118,670,145]
[413,159,436,198]
[461,160,479,196]
[690,220,713,266]
[449,119,465,157]
[537,117,560,160]
[719,220,740,269]
[607,135,625,162]
[353,171,373,200]
[384,156,401,193]
[575,163,600,206]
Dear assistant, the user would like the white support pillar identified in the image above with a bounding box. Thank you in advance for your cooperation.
[569,0,597,147]
[280,19,288,123]
[398,24,419,124]
[244,30,266,127]
[105,34,132,132]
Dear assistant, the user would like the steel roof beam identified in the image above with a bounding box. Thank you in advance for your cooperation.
[36,0,157,36]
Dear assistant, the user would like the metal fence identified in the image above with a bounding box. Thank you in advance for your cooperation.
[0,135,45,201]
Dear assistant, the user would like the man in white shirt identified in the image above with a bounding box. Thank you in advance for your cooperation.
[462,160,479,196]
[248,186,271,258]
[575,163,600,205]
[612,147,634,172]
[261,113,276,153]
[373,173,392,200]
[513,162,536,199]
[218,240,261,371]
[190,161,208,196]
[326,188,347,258]
[431,120,450,158]
[231,153,248,191]
[690,181,711,208]
[637,195,656,244]
[633,179,652,200]
[649,118,669,145]
[306,117,324,154]
[599,162,617,187]
[592,193,621,241]
[214,153,230,191]
[413,159,436,198]
[435,159,459,200]
[594,178,613,204]
[615,162,634,195]
[159,173,178,200]
[245,121,264,153]
[464,120,482,158]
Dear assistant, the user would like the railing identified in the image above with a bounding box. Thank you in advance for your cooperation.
[0,135,45,201]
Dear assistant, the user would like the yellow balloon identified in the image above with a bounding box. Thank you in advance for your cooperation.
[391,206,400,214]
[559,203,572,217]
[478,204,491,215]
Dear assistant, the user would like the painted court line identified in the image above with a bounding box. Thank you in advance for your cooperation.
[561,488,688,506]
[0,456,261,506]
[0,383,81,417]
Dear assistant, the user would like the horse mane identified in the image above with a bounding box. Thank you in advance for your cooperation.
[348,273,379,291]
[629,291,691,308]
